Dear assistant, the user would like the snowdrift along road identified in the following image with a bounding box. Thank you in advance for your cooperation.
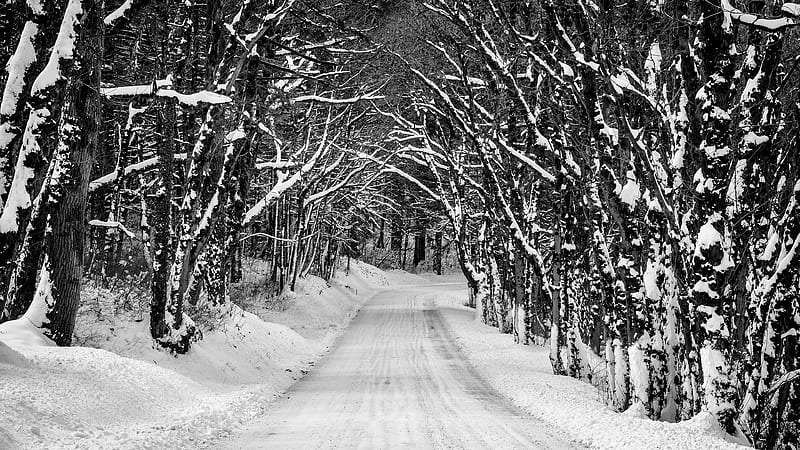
[222,283,576,449]
[0,262,751,449]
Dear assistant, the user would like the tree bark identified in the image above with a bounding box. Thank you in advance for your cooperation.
[21,0,102,345]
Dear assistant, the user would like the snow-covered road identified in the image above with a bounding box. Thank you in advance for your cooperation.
[222,283,576,449]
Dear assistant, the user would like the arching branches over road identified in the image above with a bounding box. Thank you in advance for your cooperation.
[1,0,799,447]
[385,0,800,446]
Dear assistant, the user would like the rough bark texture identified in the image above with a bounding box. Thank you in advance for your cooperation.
[36,0,103,345]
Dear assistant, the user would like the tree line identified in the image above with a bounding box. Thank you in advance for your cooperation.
[1,0,798,448]
[0,0,419,352]
[385,1,800,448]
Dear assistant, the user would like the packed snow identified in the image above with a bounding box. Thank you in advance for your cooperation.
[431,287,751,450]
[0,260,388,449]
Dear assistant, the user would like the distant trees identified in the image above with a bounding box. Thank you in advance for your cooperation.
[388,0,800,447]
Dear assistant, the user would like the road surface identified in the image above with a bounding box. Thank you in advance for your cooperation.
[222,284,577,449]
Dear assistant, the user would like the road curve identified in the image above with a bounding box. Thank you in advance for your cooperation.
[222,283,577,449]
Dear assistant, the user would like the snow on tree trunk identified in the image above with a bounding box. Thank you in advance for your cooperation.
[689,0,740,433]
[549,173,567,375]
[0,0,63,209]
[147,97,178,348]
[1,160,53,320]
[0,0,66,305]
[20,0,102,345]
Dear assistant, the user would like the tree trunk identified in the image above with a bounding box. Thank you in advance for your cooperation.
[413,227,426,268]
[433,231,442,275]
[21,0,102,345]
[147,98,176,344]
[376,218,385,248]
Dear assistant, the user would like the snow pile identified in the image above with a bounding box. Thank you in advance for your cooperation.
[0,340,30,368]
[0,309,305,448]
[0,317,56,348]
[432,290,750,450]
[333,259,392,290]
[251,274,370,344]
[0,259,387,449]
[74,303,316,387]
[0,337,240,449]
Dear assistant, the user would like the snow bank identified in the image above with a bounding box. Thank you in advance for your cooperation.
[74,305,317,388]
[333,259,392,290]
[0,317,56,348]
[432,290,750,450]
[0,259,388,449]
[0,313,303,448]
[0,340,30,368]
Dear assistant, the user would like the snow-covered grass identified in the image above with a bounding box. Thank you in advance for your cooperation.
[430,288,751,450]
[0,258,387,449]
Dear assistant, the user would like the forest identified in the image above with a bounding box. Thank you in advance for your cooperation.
[0,0,799,448]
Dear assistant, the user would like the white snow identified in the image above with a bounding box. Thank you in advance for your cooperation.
[104,0,132,25]
[783,2,800,16]
[614,339,630,409]
[697,305,727,335]
[0,108,49,233]
[27,0,45,15]
[225,128,246,142]
[644,42,662,94]
[726,159,747,215]
[610,72,632,95]
[573,51,600,71]
[693,280,720,299]
[560,62,575,78]
[432,288,751,449]
[643,260,661,300]
[0,259,387,448]
[88,219,136,239]
[628,333,651,412]
[157,89,231,106]
[291,93,384,104]
[760,229,779,261]
[776,231,799,272]
[30,0,83,95]
[0,316,56,348]
[1,23,38,116]
[617,168,641,209]
[89,153,188,191]
[101,82,231,105]
[695,217,723,257]
[0,340,31,367]
[194,191,218,236]
[699,346,736,423]
[21,256,55,329]
[0,264,754,449]
[101,79,171,96]
[704,143,733,159]
[243,136,328,225]
[722,0,799,30]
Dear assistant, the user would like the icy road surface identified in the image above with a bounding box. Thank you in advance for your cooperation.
[223,283,577,449]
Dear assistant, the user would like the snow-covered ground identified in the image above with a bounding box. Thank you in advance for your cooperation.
[0,260,390,449]
[219,282,574,449]
[0,263,752,449]
[430,287,751,450]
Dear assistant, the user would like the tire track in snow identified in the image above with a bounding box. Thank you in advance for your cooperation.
[221,285,579,449]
